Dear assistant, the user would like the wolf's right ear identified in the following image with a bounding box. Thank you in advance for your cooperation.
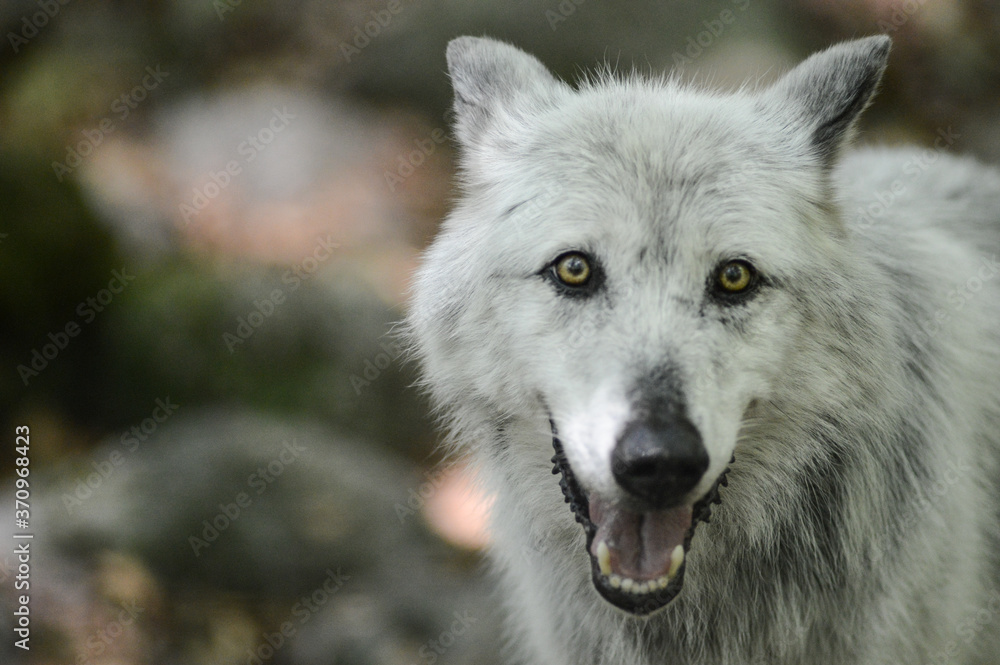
[446,36,568,148]
[769,36,891,167]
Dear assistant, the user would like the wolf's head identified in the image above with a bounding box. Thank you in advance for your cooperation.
[409,36,890,615]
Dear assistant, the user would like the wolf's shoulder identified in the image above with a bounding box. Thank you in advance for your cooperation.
[837,145,1000,253]
[837,145,1000,221]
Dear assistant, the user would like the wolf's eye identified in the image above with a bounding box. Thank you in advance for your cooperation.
[554,252,592,287]
[716,260,755,294]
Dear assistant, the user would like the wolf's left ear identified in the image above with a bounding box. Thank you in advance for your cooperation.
[769,36,890,166]
[446,36,568,148]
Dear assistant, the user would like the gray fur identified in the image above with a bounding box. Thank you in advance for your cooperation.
[407,35,1000,664]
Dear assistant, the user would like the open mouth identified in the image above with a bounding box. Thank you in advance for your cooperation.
[549,418,731,615]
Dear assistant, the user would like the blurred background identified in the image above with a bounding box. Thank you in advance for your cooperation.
[0,1,998,663]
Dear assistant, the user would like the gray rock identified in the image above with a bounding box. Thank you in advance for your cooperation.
[29,409,501,664]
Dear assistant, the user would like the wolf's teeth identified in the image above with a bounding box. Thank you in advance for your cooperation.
[668,545,685,579]
[596,541,612,576]
[604,573,674,595]
[604,568,679,594]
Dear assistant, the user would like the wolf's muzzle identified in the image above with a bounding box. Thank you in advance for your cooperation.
[612,415,708,509]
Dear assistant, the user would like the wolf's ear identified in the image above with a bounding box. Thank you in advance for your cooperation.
[446,36,568,147]
[769,36,890,166]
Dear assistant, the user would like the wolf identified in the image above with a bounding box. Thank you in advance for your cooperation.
[407,34,1000,664]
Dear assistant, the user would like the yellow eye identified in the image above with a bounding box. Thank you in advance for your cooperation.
[717,260,754,293]
[554,252,592,287]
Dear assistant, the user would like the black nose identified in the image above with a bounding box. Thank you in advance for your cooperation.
[612,416,709,508]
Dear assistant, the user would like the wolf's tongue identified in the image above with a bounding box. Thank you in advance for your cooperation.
[588,496,691,580]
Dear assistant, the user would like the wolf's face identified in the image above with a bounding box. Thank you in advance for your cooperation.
[410,36,889,615]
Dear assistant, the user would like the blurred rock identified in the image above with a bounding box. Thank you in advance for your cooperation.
[78,86,451,269]
[44,411,424,592]
[98,257,434,461]
[22,409,500,664]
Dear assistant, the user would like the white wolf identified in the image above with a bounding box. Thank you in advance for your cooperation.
[407,35,1000,664]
